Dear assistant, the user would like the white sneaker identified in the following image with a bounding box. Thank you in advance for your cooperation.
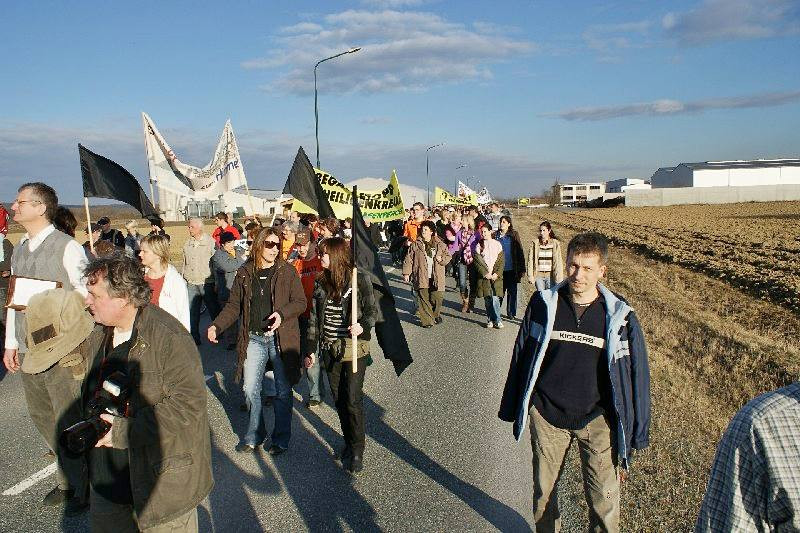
[486,321,493,328]
[495,322,504,329]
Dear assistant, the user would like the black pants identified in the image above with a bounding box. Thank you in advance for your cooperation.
[327,359,367,457]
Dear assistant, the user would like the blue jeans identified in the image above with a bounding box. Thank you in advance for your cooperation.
[485,296,502,325]
[242,334,292,448]
[187,281,220,343]
[501,270,518,318]
[456,262,469,296]
[299,317,321,402]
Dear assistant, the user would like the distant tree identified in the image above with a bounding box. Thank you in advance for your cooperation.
[544,179,561,206]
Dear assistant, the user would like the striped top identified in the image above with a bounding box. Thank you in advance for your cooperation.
[538,242,554,273]
[323,298,350,341]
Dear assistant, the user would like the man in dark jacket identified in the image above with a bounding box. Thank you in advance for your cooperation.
[499,232,650,532]
[81,254,212,532]
[97,217,124,249]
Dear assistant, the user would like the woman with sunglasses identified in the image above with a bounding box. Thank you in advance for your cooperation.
[305,237,377,474]
[208,227,308,455]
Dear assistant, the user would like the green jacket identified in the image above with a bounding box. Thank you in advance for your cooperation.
[472,249,505,298]
[80,304,213,530]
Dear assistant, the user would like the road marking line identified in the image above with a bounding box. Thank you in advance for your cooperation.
[3,463,56,496]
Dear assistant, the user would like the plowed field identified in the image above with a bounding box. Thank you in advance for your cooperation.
[539,202,800,313]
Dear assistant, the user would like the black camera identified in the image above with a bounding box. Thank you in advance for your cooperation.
[60,371,131,455]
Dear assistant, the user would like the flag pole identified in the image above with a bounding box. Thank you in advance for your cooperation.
[83,197,94,255]
[351,185,358,374]
[142,113,159,212]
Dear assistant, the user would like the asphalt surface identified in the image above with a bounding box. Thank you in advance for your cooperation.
[0,253,586,532]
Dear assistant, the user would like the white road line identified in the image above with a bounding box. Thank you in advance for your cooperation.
[3,463,56,496]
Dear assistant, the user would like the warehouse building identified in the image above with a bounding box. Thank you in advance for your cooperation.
[605,178,651,193]
[650,159,800,188]
[559,182,605,204]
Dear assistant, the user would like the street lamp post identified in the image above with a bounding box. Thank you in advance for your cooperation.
[453,162,468,196]
[314,47,361,169]
[426,143,444,207]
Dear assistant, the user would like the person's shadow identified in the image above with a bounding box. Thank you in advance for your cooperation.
[294,393,531,531]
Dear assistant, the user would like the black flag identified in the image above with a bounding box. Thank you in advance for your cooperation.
[351,186,413,376]
[79,144,158,218]
[282,147,336,219]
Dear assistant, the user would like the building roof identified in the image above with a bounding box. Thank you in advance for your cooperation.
[682,159,800,170]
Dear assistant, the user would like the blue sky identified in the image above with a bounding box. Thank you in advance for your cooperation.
[1,0,799,202]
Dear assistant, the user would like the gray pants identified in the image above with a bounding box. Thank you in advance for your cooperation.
[20,360,87,497]
[529,407,620,533]
[90,487,198,533]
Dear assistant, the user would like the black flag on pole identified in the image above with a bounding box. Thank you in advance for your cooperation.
[79,144,158,218]
[282,147,336,219]
[351,186,413,376]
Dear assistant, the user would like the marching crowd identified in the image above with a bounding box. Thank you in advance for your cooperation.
[0,181,797,532]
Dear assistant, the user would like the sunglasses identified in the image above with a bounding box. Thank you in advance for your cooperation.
[263,241,280,249]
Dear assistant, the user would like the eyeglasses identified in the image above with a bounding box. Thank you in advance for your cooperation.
[263,241,280,249]
[13,199,41,207]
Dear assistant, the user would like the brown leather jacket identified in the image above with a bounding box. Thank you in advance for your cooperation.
[212,259,307,384]
[402,236,452,291]
[80,304,213,530]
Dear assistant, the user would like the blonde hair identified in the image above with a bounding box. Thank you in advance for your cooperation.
[125,220,138,231]
[140,234,170,269]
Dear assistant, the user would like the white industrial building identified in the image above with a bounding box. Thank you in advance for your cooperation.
[161,185,286,221]
[650,159,800,188]
[559,182,605,204]
[605,178,651,193]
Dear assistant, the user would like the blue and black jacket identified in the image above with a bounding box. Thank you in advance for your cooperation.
[498,280,651,469]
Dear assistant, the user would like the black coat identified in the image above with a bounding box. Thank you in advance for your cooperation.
[495,229,526,282]
[305,271,378,355]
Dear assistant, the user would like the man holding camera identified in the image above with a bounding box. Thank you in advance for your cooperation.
[81,254,212,532]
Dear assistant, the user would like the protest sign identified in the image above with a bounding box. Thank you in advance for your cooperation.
[435,187,477,206]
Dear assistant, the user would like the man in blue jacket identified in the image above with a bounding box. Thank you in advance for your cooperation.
[499,232,650,532]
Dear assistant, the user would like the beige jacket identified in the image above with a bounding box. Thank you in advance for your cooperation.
[182,233,215,285]
[527,238,565,284]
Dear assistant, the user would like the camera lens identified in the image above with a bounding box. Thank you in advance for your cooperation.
[60,417,110,455]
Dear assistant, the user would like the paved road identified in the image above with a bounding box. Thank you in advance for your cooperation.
[0,254,585,532]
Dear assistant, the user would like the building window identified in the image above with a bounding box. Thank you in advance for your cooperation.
[590,185,601,190]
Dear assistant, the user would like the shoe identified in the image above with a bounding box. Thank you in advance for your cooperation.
[494,322,504,329]
[346,454,364,474]
[235,443,256,453]
[434,316,443,324]
[263,395,274,406]
[335,446,352,463]
[422,324,433,328]
[306,399,321,409]
[486,321,493,328]
[44,449,55,458]
[64,496,89,517]
[43,487,73,507]
[267,444,288,456]
[461,297,469,313]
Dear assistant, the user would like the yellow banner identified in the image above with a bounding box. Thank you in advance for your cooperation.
[435,187,477,206]
[292,169,406,221]
[518,197,530,205]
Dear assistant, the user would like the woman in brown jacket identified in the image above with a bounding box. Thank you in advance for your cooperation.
[402,220,452,327]
[208,228,308,455]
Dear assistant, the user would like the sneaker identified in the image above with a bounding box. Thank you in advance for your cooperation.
[434,316,443,325]
[346,454,364,474]
[306,399,321,409]
[267,444,288,456]
[235,443,256,453]
[494,322,504,329]
[486,321,493,328]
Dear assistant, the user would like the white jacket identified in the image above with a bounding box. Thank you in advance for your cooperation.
[152,264,191,331]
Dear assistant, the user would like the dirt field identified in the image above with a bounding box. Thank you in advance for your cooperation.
[516,206,800,530]
[536,202,800,313]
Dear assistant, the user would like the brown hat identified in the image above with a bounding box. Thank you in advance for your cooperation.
[295,228,311,246]
[22,289,95,374]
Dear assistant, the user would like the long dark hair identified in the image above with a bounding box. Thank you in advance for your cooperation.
[498,215,520,241]
[539,221,557,243]
[319,237,353,301]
